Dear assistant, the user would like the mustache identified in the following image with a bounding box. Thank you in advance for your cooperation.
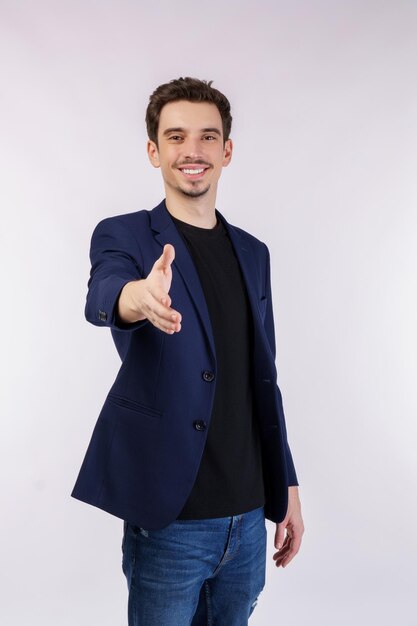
[175,160,211,168]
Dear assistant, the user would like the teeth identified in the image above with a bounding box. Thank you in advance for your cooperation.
[181,168,205,175]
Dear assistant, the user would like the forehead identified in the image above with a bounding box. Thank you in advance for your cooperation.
[158,100,223,135]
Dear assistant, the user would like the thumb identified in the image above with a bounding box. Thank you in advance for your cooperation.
[275,522,286,550]
[155,244,175,271]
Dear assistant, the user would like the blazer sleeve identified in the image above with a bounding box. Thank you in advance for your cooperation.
[85,216,148,332]
[263,244,299,487]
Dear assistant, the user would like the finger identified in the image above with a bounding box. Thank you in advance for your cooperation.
[145,308,182,334]
[141,289,181,326]
[279,530,303,568]
[275,523,286,550]
[146,285,182,322]
[144,304,181,326]
[275,533,302,568]
[280,544,300,568]
[153,320,181,335]
[273,534,291,557]
[142,301,182,331]
[273,545,291,565]
[143,281,174,309]
[148,285,172,309]
[275,550,289,567]
[272,538,291,563]
[273,534,292,564]
[154,244,175,272]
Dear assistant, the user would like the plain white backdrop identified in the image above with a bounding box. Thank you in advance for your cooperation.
[1,1,416,624]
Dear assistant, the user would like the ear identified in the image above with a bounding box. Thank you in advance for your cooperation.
[222,138,233,167]
[147,139,160,168]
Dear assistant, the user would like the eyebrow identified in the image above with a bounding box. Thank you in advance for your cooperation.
[162,127,222,137]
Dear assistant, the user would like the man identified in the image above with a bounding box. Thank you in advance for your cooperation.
[72,77,304,625]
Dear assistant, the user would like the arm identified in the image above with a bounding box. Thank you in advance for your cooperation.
[263,244,298,484]
[263,244,304,566]
[85,217,181,334]
[85,217,146,331]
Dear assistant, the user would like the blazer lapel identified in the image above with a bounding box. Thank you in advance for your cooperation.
[219,213,262,323]
[150,200,216,358]
[220,212,276,369]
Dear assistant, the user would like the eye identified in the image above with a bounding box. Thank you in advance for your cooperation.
[168,135,183,141]
[203,135,216,141]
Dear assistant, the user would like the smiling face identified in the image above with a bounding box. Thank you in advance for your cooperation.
[147,100,233,206]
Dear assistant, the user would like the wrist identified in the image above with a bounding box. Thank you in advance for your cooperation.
[118,280,146,323]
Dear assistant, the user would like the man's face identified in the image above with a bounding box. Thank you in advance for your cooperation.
[147,100,232,200]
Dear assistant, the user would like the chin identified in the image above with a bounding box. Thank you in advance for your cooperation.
[180,184,210,198]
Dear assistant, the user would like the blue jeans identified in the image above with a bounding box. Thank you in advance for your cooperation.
[122,506,266,626]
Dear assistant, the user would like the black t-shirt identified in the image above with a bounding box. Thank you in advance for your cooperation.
[172,214,265,519]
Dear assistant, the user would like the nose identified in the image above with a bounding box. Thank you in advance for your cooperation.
[182,137,203,160]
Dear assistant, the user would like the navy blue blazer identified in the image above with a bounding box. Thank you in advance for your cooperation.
[72,199,298,530]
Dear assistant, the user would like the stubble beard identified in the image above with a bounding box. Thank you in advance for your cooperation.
[173,161,212,199]
[178,182,211,198]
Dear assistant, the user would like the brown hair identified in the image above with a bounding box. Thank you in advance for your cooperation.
[146,77,232,145]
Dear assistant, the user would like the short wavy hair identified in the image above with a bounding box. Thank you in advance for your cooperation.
[146,77,232,145]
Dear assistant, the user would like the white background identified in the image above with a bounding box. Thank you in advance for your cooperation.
[1,1,416,624]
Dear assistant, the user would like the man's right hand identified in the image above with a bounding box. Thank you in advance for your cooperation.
[117,244,182,334]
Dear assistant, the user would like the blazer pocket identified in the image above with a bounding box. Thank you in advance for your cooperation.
[107,393,162,420]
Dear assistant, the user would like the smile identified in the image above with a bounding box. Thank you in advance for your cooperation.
[179,166,208,180]
[181,168,205,174]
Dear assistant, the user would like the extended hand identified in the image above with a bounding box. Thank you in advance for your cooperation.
[117,244,182,334]
[273,486,304,568]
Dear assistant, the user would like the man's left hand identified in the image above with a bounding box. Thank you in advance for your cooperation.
[273,486,304,568]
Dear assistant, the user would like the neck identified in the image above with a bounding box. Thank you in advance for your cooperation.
[164,186,218,229]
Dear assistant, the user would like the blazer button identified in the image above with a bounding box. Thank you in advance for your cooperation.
[202,371,215,382]
[193,420,207,431]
